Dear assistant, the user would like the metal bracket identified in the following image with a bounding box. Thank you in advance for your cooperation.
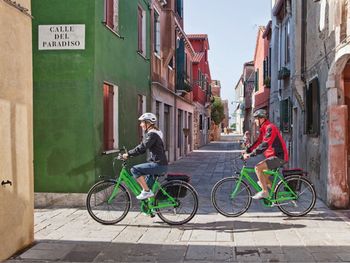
[1,180,12,186]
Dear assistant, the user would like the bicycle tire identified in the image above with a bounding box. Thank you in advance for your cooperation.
[86,180,131,225]
[155,180,198,225]
[274,175,316,217]
[211,176,252,217]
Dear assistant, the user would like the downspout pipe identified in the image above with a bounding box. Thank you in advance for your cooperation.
[301,0,306,82]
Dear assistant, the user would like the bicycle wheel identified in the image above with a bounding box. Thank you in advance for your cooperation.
[155,180,198,225]
[274,176,316,217]
[211,176,252,217]
[86,180,131,225]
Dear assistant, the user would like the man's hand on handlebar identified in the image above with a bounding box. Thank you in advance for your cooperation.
[242,153,250,160]
[122,153,129,160]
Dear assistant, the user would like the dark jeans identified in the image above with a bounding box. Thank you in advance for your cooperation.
[130,162,168,188]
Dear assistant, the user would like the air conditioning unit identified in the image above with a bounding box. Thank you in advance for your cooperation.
[158,0,167,6]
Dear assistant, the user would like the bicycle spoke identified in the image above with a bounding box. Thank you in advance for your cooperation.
[275,176,316,217]
[86,181,130,225]
[211,177,251,217]
[155,181,198,225]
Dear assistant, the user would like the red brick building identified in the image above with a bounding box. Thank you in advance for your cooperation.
[188,34,212,148]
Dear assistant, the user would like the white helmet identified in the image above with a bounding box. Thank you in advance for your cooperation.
[138,112,157,124]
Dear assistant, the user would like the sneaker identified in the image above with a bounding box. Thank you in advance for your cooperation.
[257,181,272,189]
[252,191,269,200]
[136,190,154,200]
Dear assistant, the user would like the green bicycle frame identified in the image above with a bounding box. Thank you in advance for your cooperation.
[232,166,298,206]
[107,166,178,214]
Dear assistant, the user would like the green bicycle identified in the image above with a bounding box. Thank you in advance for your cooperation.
[86,154,198,225]
[211,155,316,217]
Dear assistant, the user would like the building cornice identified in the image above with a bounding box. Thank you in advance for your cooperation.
[174,17,196,57]
[273,0,285,16]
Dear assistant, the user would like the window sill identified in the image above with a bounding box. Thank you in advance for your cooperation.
[154,52,161,60]
[102,149,120,155]
[103,23,125,39]
[137,51,149,61]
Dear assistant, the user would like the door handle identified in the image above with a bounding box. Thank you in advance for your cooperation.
[1,180,12,186]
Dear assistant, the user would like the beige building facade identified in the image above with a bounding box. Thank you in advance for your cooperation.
[268,0,350,208]
[0,0,34,260]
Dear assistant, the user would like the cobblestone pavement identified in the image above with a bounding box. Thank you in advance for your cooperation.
[8,142,350,262]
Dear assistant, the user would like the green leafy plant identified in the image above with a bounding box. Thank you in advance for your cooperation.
[264,77,271,87]
[211,96,225,125]
[278,67,290,80]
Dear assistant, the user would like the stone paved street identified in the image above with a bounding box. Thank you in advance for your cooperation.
[8,142,350,262]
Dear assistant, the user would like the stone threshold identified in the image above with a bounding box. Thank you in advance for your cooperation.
[35,193,86,208]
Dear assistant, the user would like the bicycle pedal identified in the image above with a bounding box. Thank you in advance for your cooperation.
[150,214,155,218]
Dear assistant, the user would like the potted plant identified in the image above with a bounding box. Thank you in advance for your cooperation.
[264,77,271,87]
[278,67,290,80]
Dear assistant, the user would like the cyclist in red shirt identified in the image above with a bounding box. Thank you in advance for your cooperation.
[243,109,289,199]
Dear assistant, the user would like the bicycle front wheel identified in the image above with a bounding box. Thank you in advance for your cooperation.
[86,180,131,225]
[274,176,316,217]
[211,176,252,217]
[155,180,198,225]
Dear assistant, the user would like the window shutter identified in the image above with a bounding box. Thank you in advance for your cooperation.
[106,0,114,29]
[154,12,160,54]
[138,7,143,52]
[176,38,185,90]
[312,78,320,134]
[280,98,290,132]
[255,70,259,92]
[113,0,119,32]
[104,84,114,150]
[176,0,183,18]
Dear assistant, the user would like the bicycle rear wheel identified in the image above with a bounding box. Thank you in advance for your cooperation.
[211,176,252,217]
[274,176,316,217]
[86,180,131,225]
[155,180,198,225]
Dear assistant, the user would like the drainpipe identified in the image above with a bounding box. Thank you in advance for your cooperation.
[277,23,282,101]
[301,0,306,82]
[174,92,177,161]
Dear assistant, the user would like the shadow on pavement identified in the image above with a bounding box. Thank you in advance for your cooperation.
[8,240,350,262]
[114,219,306,233]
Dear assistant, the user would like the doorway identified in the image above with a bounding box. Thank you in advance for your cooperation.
[342,60,350,192]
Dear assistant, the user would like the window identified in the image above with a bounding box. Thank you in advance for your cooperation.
[137,94,146,140]
[154,10,160,55]
[103,83,118,151]
[164,105,170,151]
[280,98,290,132]
[305,78,320,135]
[138,6,146,56]
[319,0,326,31]
[254,69,259,92]
[199,114,203,130]
[178,110,183,148]
[168,57,174,69]
[105,0,119,32]
[176,0,183,18]
[155,101,160,127]
[284,19,290,64]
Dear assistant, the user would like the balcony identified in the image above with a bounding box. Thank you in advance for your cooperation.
[176,72,192,94]
[278,67,290,80]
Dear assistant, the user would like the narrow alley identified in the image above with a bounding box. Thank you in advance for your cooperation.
[8,141,350,263]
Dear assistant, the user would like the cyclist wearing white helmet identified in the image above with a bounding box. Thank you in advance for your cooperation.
[243,109,289,199]
[122,112,168,199]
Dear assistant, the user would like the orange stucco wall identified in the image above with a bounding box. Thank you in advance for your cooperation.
[328,105,349,208]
